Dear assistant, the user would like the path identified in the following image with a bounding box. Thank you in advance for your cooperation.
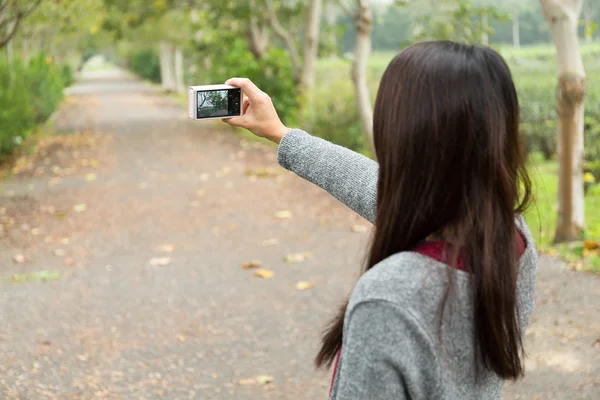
[0,67,598,399]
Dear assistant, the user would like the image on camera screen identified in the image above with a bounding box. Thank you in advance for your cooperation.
[197,90,237,119]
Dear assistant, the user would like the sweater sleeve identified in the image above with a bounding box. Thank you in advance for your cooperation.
[332,300,441,400]
[277,129,378,224]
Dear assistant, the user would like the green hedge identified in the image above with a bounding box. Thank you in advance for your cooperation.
[127,48,161,83]
[0,55,69,158]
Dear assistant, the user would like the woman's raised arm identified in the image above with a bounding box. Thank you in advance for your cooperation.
[277,129,377,224]
[221,77,377,224]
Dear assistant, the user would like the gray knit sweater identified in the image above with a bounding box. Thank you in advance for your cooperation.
[277,129,539,400]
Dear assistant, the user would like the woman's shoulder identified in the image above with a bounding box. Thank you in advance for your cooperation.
[348,252,451,314]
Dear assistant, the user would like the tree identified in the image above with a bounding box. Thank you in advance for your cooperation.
[582,0,599,43]
[0,0,41,49]
[264,0,323,91]
[539,0,587,243]
[338,0,374,152]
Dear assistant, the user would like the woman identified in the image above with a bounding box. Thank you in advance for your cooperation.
[223,41,538,399]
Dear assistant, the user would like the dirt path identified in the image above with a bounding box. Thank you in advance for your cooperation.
[0,68,598,400]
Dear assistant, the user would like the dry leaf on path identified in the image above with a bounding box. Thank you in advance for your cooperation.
[64,258,76,267]
[13,254,26,263]
[351,224,369,233]
[238,378,256,385]
[284,252,312,263]
[296,281,314,290]
[200,173,209,181]
[149,257,172,266]
[255,375,274,385]
[241,260,261,269]
[73,204,87,212]
[274,210,293,219]
[261,238,279,247]
[196,189,205,197]
[53,249,66,257]
[156,244,175,253]
[583,240,599,250]
[85,173,97,181]
[253,269,275,279]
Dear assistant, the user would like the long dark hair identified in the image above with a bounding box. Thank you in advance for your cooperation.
[315,41,532,380]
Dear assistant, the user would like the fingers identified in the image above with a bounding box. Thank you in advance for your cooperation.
[242,97,250,114]
[221,115,247,128]
[225,77,263,100]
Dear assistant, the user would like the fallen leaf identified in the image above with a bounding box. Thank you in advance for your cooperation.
[85,173,97,181]
[53,249,66,257]
[351,224,369,233]
[253,269,275,279]
[13,254,26,263]
[60,238,70,245]
[274,210,293,219]
[594,337,600,348]
[255,375,274,385]
[241,260,261,269]
[149,257,172,266]
[296,281,314,290]
[200,173,209,181]
[178,335,186,342]
[284,252,313,263]
[73,204,87,212]
[261,238,279,247]
[546,248,558,256]
[90,159,99,168]
[156,244,175,253]
[64,258,75,267]
[138,182,149,189]
[196,189,205,197]
[238,378,256,385]
[30,228,41,236]
[583,240,599,250]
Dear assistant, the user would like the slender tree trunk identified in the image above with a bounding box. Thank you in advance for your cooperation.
[584,13,593,43]
[174,46,185,94]
[247,12,269,60]
[512,11,520,48]
[540,0,586,243]
[159,41,177,92]
[300,0,323,91]
[352,0,374,153]
[481,11,489,45]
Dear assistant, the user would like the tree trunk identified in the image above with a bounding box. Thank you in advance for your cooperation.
[512,11,520,48]
[352,0,374,153]
[247,13,269,60]
[174,46,185,94]
[584,13,593,43]
[540,0,586,243]
[481,11,489,45]
[159,41,176,92]
[300,0,323,91]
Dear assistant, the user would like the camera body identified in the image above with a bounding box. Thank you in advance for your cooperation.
[188,84,243,120]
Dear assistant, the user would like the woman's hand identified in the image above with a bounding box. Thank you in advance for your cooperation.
[221,78,290,144]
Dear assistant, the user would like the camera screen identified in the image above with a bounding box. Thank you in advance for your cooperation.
[196,89,241,119]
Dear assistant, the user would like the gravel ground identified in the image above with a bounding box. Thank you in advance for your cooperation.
[0,68,598,400]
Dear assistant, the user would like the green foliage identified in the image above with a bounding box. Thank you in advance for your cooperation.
[0,60,36,156]
[412,1,509,44]
[127,48,161,83]
[25,55,66,123]
[0,55,67,158]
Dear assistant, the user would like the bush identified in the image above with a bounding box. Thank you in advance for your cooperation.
[0,55,67,159]
[127,48,161,83]
[25,55,65,122]
[61,64,75,87]
[302,77,369,155]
